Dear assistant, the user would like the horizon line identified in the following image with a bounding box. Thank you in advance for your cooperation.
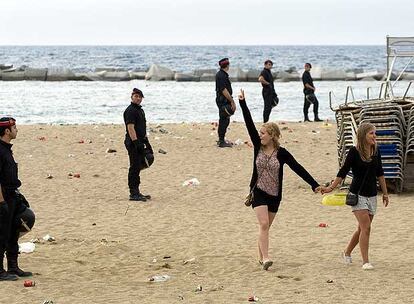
[0,43,384,47]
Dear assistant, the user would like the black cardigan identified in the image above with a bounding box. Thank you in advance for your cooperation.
[337,146,384,197]
[239,100,319,203]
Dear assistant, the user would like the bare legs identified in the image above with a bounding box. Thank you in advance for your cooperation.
[345,210,374,264]
[255,206,276,263]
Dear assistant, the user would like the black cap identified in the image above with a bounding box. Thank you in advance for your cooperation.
[131,88,144,97]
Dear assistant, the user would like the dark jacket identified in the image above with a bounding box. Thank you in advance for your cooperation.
[239,100,319,203]
[0,140,21,195]
[337,146,384,197]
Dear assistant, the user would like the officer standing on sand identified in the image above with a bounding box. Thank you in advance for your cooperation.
[215,58,236,148]
[0,117,33,281]
[123,88,153,201]
[302,63,322,122]
[258,59,279,123]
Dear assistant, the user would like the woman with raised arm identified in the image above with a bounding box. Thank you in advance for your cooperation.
[321,122,389,270]
[238,90,320,271]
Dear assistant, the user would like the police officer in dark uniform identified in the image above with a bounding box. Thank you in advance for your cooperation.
[258,59,279,123]
[215,58,236,148]
[0,117,33,281]
[302,63,322,122]
[123,88,153,201]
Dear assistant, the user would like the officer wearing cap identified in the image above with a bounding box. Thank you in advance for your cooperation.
[215,58,236,148]
[258,59,279,123]
[123,88,153,201]
[0,117,33,281]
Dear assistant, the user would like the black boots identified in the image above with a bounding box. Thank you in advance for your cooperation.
[129,191,151,202]
[0,252,18,281]
[6,253,32,277]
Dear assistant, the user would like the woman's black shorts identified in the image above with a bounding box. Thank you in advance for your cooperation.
[252,187,280,213]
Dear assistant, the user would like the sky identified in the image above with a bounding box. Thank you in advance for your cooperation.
[1,0,413,45]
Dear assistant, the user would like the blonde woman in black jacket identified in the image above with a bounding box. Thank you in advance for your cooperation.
[239,90,321,270]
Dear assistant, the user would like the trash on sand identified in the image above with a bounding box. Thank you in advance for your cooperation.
[182,178,200,187]
[327,279,334,283]
[106,148,117,153]
[19,242,35,253]
[152,258,157,263]
[163,255,171,259]
[248,295,259,302]
[158,149,167,154]
[43,234,56,242]
[38,136,46,141]
[149,274,171,282]
[183,257,196,265]
[234,138,244,146]
[24,280,35,287]
[46,174,54,179]
[159,128,168,134]
[195,285,202,292]
[42,301,54,304]
[318,223,328,228]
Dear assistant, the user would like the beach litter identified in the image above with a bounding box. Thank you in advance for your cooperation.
[234,138,244,146]
[42,234,56,242]
[106,148,117,153]
[19,242,35,253]
[159,128,168,134]
[182,178,200,187]
[158,149,167,154]
[248,295,259,302]
[318,223,328,228]
[183,257,195,265]
[68,172,81,178]
[195,285,203,292]
[38,136,46,141]
[149,274,171,282]
[327,279,334,283]
[46,174,54,179]
[24,280,35,287]
[42,301,54,304]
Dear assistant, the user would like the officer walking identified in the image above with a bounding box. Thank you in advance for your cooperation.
[302,63,322,122]
[215,58,236,148]
[123,88,153,201]
[258,59,279,123]
[0,117,33,281]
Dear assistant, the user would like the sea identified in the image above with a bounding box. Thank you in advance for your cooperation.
[0,45,412,124]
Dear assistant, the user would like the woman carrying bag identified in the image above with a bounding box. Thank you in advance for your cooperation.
[322,122,389,270]
[238,90,321,271]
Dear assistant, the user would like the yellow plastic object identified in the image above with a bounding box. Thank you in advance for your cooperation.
[322,193,346,206]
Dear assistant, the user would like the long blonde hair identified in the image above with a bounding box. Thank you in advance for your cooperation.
[356,122,377,161]
[262,122,281,149]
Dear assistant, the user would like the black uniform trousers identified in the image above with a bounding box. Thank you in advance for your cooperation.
[125,142,143,195]
[303,93,320,120]
[216,96,230,142]
[263,92,274,123]
[0,192,20,255]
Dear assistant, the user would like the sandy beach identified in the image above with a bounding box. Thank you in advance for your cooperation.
[2,121,413,304]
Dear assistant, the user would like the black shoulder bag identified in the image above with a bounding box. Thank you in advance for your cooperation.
[345,169,369,206]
